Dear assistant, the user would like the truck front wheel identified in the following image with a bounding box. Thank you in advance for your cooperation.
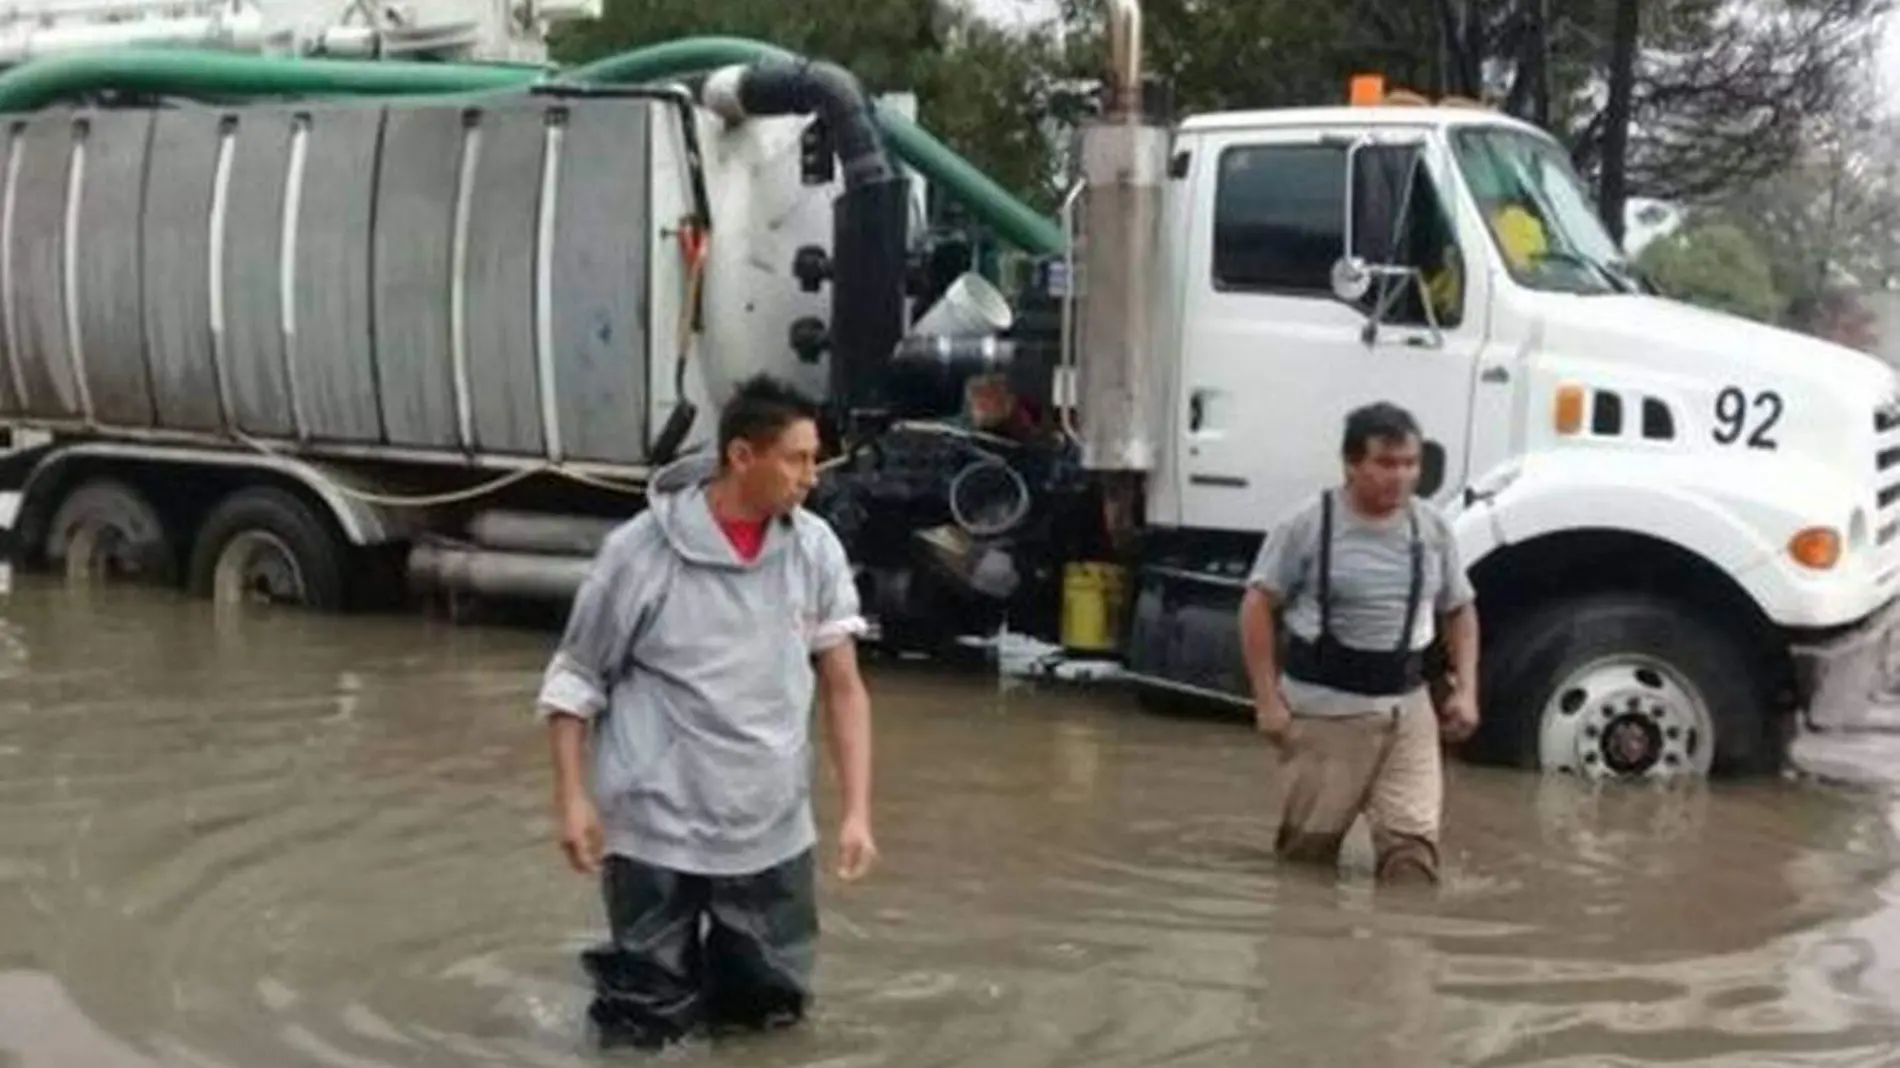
[187,487,349,612]
[1477,593,1777,779]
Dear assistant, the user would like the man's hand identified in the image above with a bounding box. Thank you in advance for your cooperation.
[1438,685,1480,744]
[816,639,875,882]
[546,713,602,875]
[836,813,878,882]
[557,791,605,875]
[1255,692,1296,749]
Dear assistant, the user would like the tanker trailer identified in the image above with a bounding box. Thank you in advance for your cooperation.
[0,37,1090,654]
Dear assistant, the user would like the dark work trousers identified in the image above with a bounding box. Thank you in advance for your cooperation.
[580,849,819,1050]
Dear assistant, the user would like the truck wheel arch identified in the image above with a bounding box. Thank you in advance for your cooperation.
[1464,526,1779,647]
[14,444,407,567]
[1459,526,1792,777]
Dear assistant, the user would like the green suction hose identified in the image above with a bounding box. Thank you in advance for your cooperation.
[0,38,1065,255]
[0,48,530,110]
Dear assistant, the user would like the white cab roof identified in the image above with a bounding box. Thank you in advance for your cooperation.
[1179,105,1545,138]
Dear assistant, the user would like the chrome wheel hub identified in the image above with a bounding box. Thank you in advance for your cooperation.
[211,531,307,606]
[1539,656,1714,780]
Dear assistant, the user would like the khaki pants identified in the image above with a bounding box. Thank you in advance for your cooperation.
[1268,687,1442,883]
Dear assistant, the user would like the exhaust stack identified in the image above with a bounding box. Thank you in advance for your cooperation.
[1107,0,1143,118]
[1074,0,1166,473]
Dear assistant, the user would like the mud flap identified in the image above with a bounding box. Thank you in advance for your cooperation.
[1788,594,1900,787]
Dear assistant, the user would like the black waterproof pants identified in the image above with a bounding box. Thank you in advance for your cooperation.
[580,849,819,1050]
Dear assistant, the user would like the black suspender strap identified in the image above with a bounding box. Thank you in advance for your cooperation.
[1316,489,1333,642]
[1284,491,1429,697]
[1394,504,1423,655]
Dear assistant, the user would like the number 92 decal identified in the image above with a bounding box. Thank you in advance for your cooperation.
[1712,386,1782,450]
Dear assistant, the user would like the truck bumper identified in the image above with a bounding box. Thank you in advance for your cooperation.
[1787,594,1900,786]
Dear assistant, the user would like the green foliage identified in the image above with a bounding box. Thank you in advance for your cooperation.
[1058,0,1885,204]
[1635,222,1784,324]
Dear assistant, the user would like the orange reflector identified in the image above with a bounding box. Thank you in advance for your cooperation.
[1789,527,1842,570]
[1349,74,1386,107]
[1553,385,1585,435]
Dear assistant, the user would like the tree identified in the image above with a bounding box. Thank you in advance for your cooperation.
[1597,0,1639,245]
[1057,0,1888,231]
[1709,77,1900,335]
[1605,0,1890,205]
[1636,221,1783,324]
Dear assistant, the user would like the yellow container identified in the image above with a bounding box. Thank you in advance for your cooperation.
[1061,561,1128,653]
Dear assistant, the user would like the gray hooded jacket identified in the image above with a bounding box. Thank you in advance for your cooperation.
[535,453,866,876]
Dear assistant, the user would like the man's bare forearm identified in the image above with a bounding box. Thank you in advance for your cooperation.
[1445,604,1480,697]
[1239,587,1282,699]
[822,669,873,823]
[547,713,591,803]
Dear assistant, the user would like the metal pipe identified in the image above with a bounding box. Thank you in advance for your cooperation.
[700,59,892,187]
[1107,0,1143,119]
[0,0,243,20]
[466,510,618,556]
[1057,178,1084,444]
[407,543,590,602]
[1074,0,1166,474]
[0,8,268,63]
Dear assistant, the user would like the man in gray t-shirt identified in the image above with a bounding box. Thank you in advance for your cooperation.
[1237,402,1481,884]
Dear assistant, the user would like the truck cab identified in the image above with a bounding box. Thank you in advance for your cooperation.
[1119,90,1900,783]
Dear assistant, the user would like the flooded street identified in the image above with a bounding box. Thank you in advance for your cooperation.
[2,579,1900,1067]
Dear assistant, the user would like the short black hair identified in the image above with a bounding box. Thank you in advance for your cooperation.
[1341,401,1421,461]
[718,374,820,462]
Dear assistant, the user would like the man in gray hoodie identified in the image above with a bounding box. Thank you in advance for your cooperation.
[535,375,876,1050]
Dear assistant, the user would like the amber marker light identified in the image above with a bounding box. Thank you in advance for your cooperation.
[1554,384,1585,436]
[1788,526,1842,570]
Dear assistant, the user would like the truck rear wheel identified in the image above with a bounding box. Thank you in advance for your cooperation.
[1477,592,1776,779]
[44,477,176,586]
[187,486,349,611]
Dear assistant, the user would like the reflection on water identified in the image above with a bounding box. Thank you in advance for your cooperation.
[0,577,1898,1067]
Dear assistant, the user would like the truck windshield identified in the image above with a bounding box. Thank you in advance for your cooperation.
[1450,126,1633,295]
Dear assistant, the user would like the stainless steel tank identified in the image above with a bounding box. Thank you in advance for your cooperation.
[0,93,659,466]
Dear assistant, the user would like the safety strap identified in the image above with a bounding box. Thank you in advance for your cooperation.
[1396,503,1423,655]
[1313,488,1424,655]
[1317,489,1333,641]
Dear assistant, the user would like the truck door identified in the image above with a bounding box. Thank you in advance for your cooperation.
[1175,127,1489,531]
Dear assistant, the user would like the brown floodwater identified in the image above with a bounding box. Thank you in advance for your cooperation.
[2,576,1900,1068]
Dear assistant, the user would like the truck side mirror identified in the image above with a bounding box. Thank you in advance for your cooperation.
[1330,256,1373,303]
[1331,136,1440,345]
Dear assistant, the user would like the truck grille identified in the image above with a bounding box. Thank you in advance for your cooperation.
[1876,400,1900,546]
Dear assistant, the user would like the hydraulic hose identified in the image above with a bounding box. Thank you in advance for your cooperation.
[0,36,1066,255]
[561,37,1064,255]
[701,59,893,187]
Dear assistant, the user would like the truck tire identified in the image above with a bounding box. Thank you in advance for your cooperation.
[187,486,349,612]
[43,477,177,585]
[1476,592,1776,779]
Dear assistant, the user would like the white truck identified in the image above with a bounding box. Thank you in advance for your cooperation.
[0,0,1891,785]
